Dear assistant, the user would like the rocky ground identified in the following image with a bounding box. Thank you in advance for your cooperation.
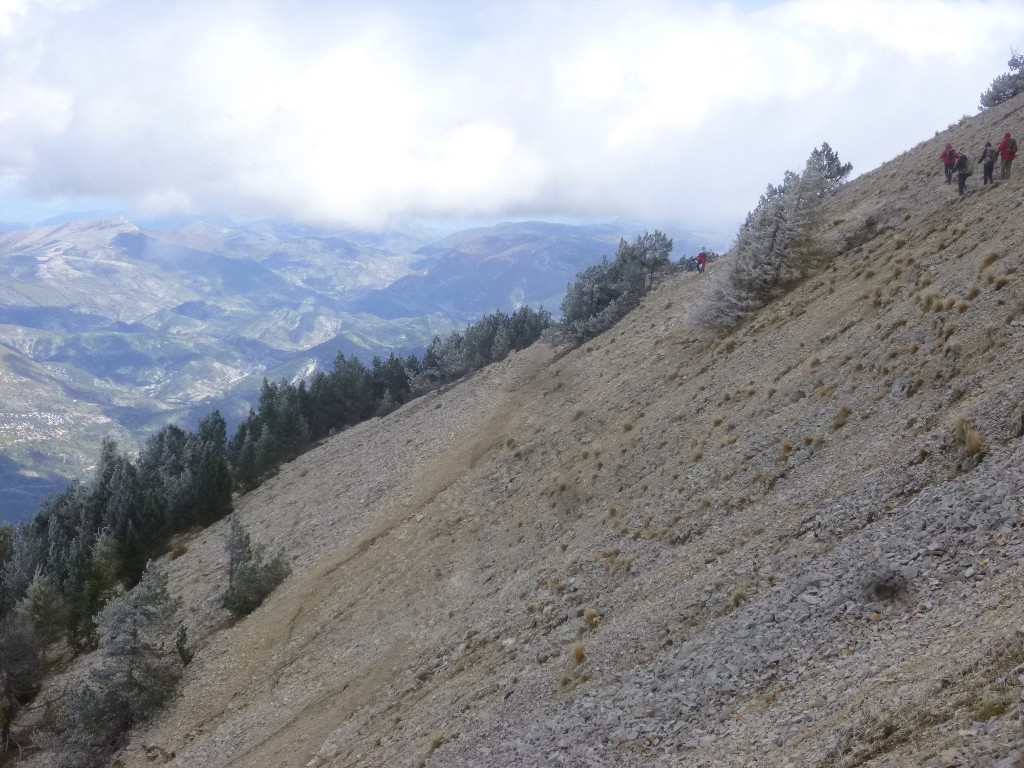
[16,95,1024,767]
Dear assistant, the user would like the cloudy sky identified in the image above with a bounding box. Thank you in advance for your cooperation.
[0,0,1022,233]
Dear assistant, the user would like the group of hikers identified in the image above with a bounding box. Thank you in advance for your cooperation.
[940,131,1017,195]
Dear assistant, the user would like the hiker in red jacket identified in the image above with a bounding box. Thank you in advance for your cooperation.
[695,251,708,273]
[952,149,971,196]
[997,132,1017,179]
[940,143,957,184]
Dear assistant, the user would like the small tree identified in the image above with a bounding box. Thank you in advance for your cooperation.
[223,516,291,618]
[618,230,674,291]
[0,616,45,757]
[15,572,71,645]
[41,563,180,767]
[980,49,1024,109]
[0,524,12,570]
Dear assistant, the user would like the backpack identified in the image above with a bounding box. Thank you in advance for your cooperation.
[985,147,998,164]
[1011,138,1018,154]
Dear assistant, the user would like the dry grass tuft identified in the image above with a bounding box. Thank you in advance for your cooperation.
[833,405,853,430]
[571,642,587,665]
[955,418,985,457]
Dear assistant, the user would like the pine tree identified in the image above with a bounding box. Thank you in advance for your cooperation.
[558,231,673,344]
[0,615,44,757]
[980,49,1024,109]
[14,572,70,645]
[696,144,848,329]
[223,516,291,618]
[43,563,180,767]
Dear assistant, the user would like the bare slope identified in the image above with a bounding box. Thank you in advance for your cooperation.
[94,96,1024,767]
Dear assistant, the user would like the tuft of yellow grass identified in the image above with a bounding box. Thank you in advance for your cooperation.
[571,642,587,665]
[980,251,1000,270]
[833,405,853,430]
[955,418,985,457]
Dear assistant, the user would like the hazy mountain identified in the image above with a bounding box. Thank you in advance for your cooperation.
[353,220,717,321]
[0,216,702,522]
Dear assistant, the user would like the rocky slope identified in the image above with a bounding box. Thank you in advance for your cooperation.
[22,95,1024,766]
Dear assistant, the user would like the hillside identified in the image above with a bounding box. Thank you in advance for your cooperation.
[19,97,1024,766]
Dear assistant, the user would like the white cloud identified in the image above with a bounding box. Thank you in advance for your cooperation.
[0,0,1022,229]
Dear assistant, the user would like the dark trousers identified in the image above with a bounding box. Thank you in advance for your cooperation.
[957,173,968,195]
[983,162,995,184]
[944,164,954,183]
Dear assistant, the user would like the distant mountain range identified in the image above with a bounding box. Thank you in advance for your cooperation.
[0,216,723,522]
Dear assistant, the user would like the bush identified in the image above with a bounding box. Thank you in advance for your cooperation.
[223,516,291,618]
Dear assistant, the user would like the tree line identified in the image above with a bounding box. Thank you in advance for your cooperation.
[227,304,551,491]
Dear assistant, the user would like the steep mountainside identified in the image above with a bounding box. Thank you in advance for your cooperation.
[22,96,1024,766]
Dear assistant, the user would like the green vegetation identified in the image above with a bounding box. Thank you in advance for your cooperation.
[1,412,232,650]
[223,516,291,618]
[0,301,552,759]
[0,615,44,756]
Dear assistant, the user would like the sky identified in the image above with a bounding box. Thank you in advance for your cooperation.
[0,0,1022,234]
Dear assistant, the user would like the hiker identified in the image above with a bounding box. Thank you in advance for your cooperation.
[940,143,957,183]
[952,149,971,196]
[978,141,998,184]
[695,251,708,273]
[998,131,1017,179]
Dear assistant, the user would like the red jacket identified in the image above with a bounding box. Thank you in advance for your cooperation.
[696,252,708,267]
[998,133,1017,160]
[940,144,957,166]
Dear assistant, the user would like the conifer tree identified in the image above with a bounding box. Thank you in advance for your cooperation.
[223,516,291,618]
[0,615,44,757]
[43,563,180,767]
[558,230,672,344]
[980,49,1024,109]
[696,144,848,329]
